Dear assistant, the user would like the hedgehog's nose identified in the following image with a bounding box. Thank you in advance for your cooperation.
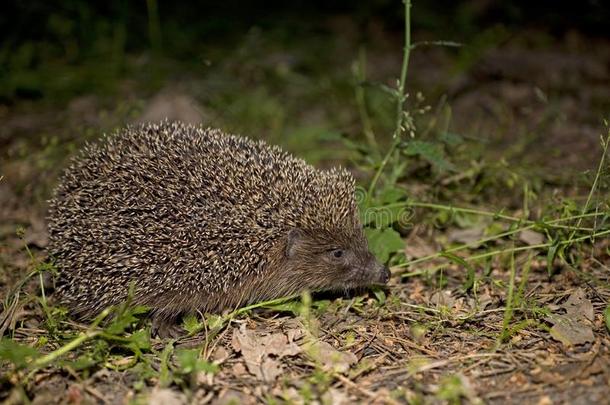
[369,259,390,284]
[380,265,390,284]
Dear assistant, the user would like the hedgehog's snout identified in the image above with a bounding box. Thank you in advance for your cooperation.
[350,254,390,286]
[368,258,390,285]
[380,264,391,284]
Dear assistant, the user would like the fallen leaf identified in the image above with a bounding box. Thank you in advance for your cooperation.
[563,288,594,321]
[232,325,301,382]
[260,332,301,357]
[231,362,247,376]
[212,346,229,363]
[548,315,595,346]
[66,385,83,405]
[286,328,304,343]
[215,389,249,405]
[404,237,436,259]
[305,340,357,373]
[518,229,545,245]
[474,292,493,310]
[148,388,187,405]
[547,289,595,347]
[321,388,349,405]
[274,387,302,403]
[429,290,455,309]
[447,227,485,245]
[260,357,283,382]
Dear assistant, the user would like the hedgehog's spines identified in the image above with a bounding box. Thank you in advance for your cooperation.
[48,120,362,320]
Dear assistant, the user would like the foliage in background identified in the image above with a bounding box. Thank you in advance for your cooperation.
[2,0,609,102]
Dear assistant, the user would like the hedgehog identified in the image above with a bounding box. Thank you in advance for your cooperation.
[47,121,389,336]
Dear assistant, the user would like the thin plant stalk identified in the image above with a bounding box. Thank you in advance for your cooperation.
[515,253,533,308]
[367,0,411,202]
[566,127,609,246]
[397,212,603,269]
[374,201,601,230]
[185,294,300,338]
[399,228,610,277]
[355,47,378,155]
[28,308,112,374]
[497,247,517,345]
[146,0,162,53]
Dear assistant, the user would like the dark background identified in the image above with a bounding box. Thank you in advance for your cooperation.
[2,1,609,103]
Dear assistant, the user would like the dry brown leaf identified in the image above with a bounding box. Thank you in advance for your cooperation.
[305,340,357,373]
[518,229,545,245]
[214,389,252,405]
[321,388,349,405]
[211,346,229,363]
[404,237,436,259]
[231,324,301,382]
[429,290,455,309]
[273,387,303,404]
[148,388,187,405]
[260,332,301,357]
[447,227,485,245]
[547,289,595,347]
[562,288,594,321]
[548,315,595,346]
[231,362,247,376]
[286,328,305,343]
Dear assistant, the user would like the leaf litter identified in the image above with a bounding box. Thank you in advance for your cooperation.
[547,288,595,347]
[231,324,301,382]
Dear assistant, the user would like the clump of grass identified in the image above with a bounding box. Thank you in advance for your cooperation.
[344,0,610,349]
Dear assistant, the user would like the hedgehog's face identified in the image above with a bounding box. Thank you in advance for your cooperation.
[284,228,390,292]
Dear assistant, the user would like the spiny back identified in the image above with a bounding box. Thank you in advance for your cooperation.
[48,121,359,316]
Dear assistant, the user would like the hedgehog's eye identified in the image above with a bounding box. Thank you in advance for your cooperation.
[332,249,343,259]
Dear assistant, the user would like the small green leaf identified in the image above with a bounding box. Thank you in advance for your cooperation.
[365,227,404,263]
[205,314,226,330]
[437,374,467,402]
[61,354,98,371]
[547,240,560,276]
[372,287,386,305]
[159,341,175,388]
[106,305,148,335]
[604,305,610,333]
[453,212,482,229]
[312,299,331,313]
[175,349,198,374]
[0,339,39,368]
[403,140,456,172]
[126,329,151,353]
[182,314,203,335]
[379,186,408,204]
[264,300,302,316]
[438,132,464,146]
[366,205,406,228]
[175,349,218,375]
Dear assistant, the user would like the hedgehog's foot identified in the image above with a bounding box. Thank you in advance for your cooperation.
[151,314,185,339]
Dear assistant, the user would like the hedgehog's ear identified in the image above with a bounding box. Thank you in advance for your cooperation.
[286,228,304,258]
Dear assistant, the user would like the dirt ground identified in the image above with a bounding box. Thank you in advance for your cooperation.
[1,24,610,404]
